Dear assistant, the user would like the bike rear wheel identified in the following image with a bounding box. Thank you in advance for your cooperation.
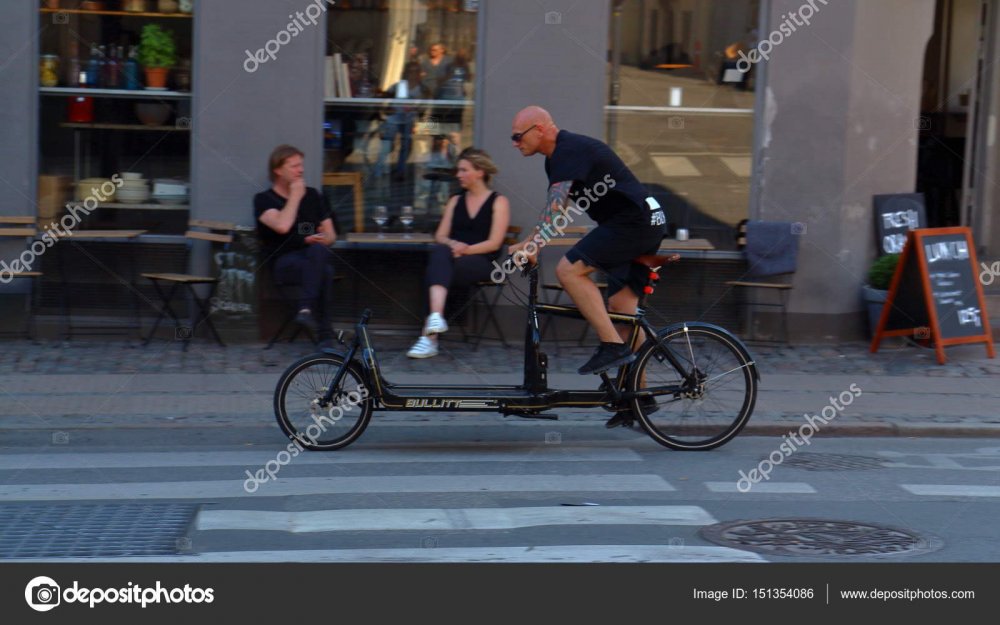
[274,353,373,451]
[628,324,757,450]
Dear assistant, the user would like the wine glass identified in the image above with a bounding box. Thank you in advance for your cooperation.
[373,205,388,239]
[400,205,414,239]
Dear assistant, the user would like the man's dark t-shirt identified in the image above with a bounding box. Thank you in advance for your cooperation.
[253,187,327,262]
[544,130,659,228]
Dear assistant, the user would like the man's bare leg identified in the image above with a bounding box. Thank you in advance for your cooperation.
[556,257,621,343]
[608,287,646,385]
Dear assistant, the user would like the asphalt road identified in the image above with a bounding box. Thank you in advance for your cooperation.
[2,422,999,563]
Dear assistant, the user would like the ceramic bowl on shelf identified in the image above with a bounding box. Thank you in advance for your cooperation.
[122,172,144,180]
[134,102,172,126]
[153,195,188,205]
[75,178,116,202]
[115,190,152,203]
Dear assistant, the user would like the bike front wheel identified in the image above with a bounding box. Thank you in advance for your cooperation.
[628,324,757,450]
[274,353,374,451]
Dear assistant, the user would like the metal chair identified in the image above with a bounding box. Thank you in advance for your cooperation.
[724,219,799,343]
[461,225,521,350]
[141,220,234,350]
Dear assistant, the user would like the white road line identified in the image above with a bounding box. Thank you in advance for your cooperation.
[196,505,717,533]
[0,474,675,501]
[705,482,817,494]
[3,545,766,563]
[901,484,1000,497]
[0,446,642,470]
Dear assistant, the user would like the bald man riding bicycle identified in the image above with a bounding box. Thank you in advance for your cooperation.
[508,106,667,425]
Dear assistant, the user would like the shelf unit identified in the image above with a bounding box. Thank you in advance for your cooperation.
[96,202,189,211]
[38,5,196,232]
[39,8,192,19]
[41,87,191,99]
[61,122,190,131]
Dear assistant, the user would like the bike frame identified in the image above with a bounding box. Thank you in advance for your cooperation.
[320,263,696,417]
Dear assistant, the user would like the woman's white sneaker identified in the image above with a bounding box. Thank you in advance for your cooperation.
[407,336,439,358]
[423,313,448,335]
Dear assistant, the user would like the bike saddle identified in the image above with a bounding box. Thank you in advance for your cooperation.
[633,254,681,270]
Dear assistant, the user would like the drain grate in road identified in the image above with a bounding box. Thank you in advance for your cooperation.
[700,519,939,557]
[780,453,885,471]
[0,503,197,559]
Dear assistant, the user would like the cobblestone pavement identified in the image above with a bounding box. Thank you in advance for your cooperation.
[0,333,996,378]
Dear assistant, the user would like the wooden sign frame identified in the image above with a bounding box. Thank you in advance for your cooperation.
[870,227,994,364]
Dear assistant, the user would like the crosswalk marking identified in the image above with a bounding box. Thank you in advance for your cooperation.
[1,545,766,563]
[901,484,1000,497]
[0,446,642,470]
[196,505,716,533]
[0,474,675,501]
[705,482,817,494]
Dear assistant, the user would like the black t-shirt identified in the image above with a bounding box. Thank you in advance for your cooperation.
[545,130,654,227]
[253,187,328,262]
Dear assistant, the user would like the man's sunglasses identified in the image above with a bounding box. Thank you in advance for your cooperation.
[510,124,538,143]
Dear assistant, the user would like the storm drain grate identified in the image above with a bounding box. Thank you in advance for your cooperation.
[0,503,197,559]
[700,519,939,557]
[779,453,885,472]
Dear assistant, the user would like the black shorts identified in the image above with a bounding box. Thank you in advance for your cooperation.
[564,222,666,298]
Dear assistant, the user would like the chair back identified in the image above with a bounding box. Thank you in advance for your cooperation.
[744,220,799,277]
[503,225,522,246]
[0,216,37,239]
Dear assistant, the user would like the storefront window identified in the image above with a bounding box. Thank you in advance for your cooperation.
[322,0,477,234]
[37,3,195,234]
[607,0,760,250]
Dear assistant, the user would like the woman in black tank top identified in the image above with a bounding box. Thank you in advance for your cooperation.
[408,148,511,358]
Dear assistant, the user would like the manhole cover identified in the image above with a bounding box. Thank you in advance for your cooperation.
[0,503,197,559]
[781,453,884,471]
[700,519,939,557]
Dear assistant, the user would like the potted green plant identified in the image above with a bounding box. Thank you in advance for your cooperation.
[862,253,900,337]
[137,24,177,89]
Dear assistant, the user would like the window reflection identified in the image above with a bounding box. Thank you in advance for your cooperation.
[607,0,760,250]
[323,0,477,234]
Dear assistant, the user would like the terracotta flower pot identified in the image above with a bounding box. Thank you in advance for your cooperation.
[144,67,169,89]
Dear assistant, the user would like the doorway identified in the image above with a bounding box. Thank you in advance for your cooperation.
[917,0,994,234]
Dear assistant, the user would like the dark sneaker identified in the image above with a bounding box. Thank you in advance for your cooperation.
[578,342,635,375]
[606,396,659,428]
[296,308,318,334]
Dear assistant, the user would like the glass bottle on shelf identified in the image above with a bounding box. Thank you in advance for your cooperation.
[104,45,120,89]
[97,45,107,88]
[124,46,141,90]
[66,44,80,88]
[86,44,101,88]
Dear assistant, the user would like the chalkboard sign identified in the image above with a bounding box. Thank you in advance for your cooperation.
[870,227,995,364]
[874,193,926,256]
